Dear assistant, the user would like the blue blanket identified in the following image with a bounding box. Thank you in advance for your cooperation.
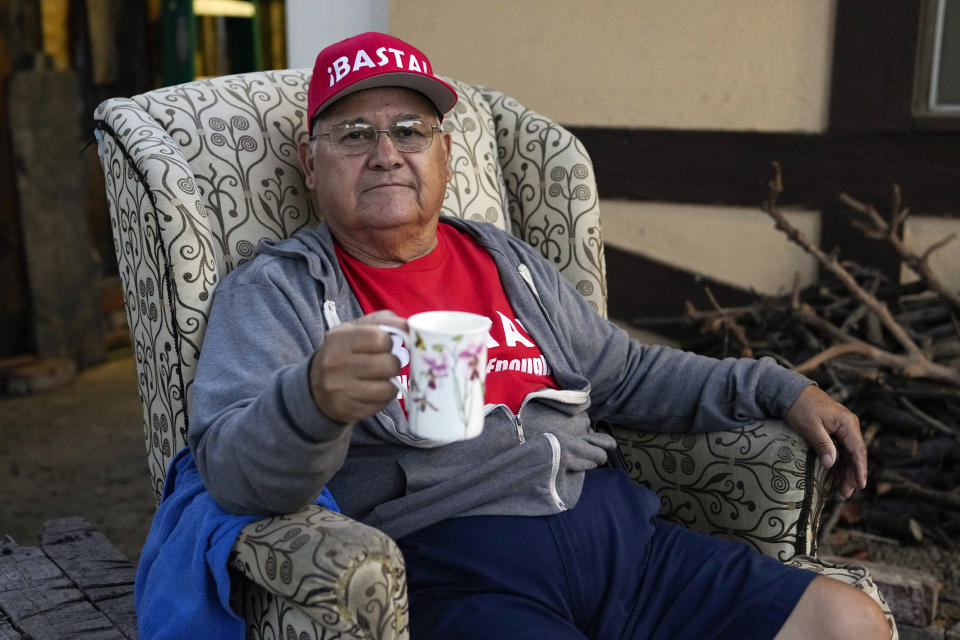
[135,448,338,638]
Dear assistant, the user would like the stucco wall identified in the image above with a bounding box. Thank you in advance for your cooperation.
[390,0,835,132]
[903,216,960,291]
[601,201,821,294]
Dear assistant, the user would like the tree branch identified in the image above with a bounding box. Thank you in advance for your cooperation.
[839,187,960,310]
[764,164,924,359]
[701,286,753,357]
[764,163,960,386]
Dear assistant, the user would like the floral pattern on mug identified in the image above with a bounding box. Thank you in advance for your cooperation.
[409,333,486,438]
[457,341,483,381]
[408,376,439,412]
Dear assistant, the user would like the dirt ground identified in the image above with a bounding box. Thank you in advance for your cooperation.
[0,347,155,562]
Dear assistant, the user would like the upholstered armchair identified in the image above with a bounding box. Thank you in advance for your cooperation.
[94,69,896,639]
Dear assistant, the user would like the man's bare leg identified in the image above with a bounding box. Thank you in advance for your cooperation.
[775,576,890,640]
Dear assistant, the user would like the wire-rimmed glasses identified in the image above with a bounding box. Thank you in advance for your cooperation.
[309,119,442,155]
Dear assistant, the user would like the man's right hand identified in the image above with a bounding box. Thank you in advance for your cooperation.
[309,310,407,423]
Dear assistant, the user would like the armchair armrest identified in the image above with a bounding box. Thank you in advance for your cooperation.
[230,506,408,640]
[609,419,832,560]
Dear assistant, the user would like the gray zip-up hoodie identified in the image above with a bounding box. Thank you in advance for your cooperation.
[189,218,812,540]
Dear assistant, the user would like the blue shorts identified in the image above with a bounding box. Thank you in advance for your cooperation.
[397,468,816,640]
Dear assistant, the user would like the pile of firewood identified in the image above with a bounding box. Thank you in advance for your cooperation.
[639,164,960,554]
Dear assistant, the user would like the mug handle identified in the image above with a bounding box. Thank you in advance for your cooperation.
[379,324,408,396]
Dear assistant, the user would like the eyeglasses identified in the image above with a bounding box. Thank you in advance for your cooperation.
[309,118,442,155]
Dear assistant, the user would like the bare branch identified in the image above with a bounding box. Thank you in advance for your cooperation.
[790,272,802,310]
[877,469,960,510]
[793,306,960,385]
[794,303,855,344]
[839,188,960,311]
[840,192,888,233]
[850,219,887,241]
[920,232,957,263]
[762,163,925,360]
[701,287,753,358]
[898,397,959,439]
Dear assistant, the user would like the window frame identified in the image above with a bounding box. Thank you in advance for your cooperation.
[913,0,960,129]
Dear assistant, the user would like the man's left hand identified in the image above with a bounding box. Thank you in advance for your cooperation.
[784,385,867,498]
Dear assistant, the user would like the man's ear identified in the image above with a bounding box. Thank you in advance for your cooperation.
[298,140,315,189]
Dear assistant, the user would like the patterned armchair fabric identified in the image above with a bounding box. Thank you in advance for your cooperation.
[613,419,828,561]
[94,69,893,639]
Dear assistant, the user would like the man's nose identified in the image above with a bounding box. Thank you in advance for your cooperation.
[366,131,404,168]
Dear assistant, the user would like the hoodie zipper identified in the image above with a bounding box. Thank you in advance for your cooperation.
[322,300,340,330]
[513,388,589,446]
[543,433,569,511]
[516,387,585,512]
[514,412,526,443]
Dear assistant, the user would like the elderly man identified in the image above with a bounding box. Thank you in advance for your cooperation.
[188,32,888,639]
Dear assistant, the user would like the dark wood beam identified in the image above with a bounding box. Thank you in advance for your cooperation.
[829,0,922,133]
[569,127,960,217]
[576,125,960,311]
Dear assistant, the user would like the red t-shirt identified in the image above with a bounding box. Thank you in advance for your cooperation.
[335,223,557,412]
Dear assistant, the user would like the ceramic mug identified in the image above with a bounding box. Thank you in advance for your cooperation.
[380,311,492,441]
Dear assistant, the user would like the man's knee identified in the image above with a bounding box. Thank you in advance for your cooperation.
[777,576,890,640]
[831,584,890,640]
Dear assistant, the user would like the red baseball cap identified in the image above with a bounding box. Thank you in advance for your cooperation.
[307,32,458,125]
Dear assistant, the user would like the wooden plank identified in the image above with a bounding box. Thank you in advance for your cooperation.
[0,544,82,621]
[0,615,22,640]
[39,518,135,597]
[16,602,125,640]
[89,597,136,640]
[0,541,125,639]
[39,519,136,639]
[8,68,104,368]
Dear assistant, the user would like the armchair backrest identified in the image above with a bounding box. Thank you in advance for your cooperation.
[94,69,606,497]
